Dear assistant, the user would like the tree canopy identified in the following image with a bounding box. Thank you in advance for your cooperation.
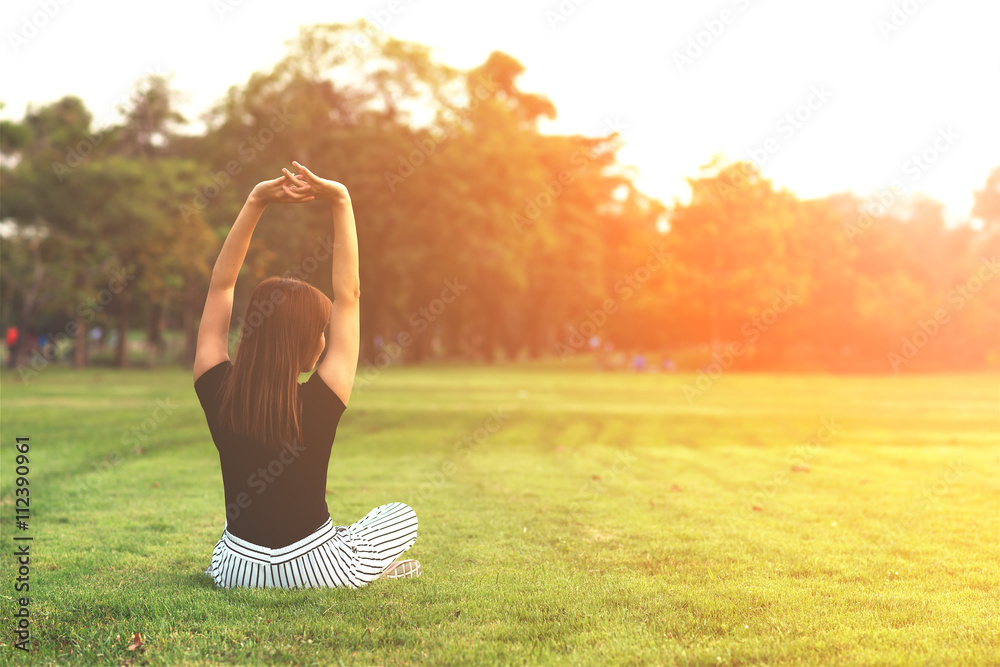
[2,21,997,374]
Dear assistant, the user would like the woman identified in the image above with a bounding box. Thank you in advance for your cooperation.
[193,161,419,589]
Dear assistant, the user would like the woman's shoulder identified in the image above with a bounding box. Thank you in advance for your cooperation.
[299,370,348,413]
[195,359,232,395]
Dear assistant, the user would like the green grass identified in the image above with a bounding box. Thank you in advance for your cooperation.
[0,363,998,665]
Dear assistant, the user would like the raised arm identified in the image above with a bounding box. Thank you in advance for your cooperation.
[193,170,315,385]
[292,161,359,406]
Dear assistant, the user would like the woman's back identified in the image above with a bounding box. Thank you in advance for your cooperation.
[195,359,347,548]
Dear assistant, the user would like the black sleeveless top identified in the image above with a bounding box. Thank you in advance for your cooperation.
[195,360,348,548]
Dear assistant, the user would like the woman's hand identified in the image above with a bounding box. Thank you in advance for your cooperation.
[292,161,349,201]
[249,168,316,205]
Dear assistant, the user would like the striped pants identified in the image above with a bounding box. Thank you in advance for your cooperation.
[206,502,418,589]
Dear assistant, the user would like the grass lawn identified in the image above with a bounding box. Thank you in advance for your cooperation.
[0,363,998,665]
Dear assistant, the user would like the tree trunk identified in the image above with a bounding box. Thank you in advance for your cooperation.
[359,296,380,365]
[116,290,130,368]
[410,326,428,363]
[74,313,86,368]
[182,284,198,367]
[9,240,46,371]
[146,301,164,368]
[357,265,383,365]
[482,311,496,364]
[0,275,13,333]
[445,312,462,359]
[526,301,542,359]
[709,286,720,358]
[500,310,519,361]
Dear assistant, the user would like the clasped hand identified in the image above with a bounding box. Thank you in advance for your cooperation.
[249,161,348,205]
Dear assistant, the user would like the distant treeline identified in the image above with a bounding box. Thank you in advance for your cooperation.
[1,21,997,374]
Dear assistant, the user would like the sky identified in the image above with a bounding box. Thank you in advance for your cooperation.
[1,0,998,225]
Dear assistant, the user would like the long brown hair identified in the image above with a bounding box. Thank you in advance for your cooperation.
[217,277,332,451]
